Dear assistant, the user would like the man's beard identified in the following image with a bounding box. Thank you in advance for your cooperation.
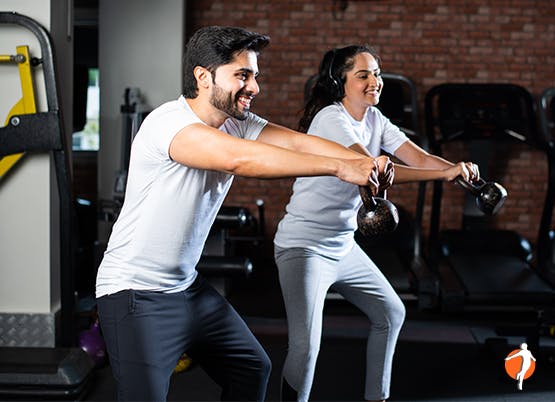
[210,83,249,121]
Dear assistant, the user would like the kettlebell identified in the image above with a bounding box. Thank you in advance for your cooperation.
[78,319,107,368]
[455,177,508,215]
[357,186,399,236]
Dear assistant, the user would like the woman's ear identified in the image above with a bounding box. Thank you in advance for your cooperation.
[194,66,211,90]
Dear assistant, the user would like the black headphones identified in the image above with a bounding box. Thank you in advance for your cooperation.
[326,49,344,99]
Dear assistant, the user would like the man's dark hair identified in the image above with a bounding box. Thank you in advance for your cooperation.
[183,26,270,98]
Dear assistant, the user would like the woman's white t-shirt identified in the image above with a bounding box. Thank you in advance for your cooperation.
[96,96,267,297]
[274,103,408,259]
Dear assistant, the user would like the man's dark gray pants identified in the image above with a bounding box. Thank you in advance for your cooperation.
[97,275,271,401]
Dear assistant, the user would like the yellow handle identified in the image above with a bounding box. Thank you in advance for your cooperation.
[0,45,36,180]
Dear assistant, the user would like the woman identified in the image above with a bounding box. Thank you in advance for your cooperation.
[273,45,479,402]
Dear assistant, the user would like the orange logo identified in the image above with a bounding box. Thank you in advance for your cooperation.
[504,343,536,391]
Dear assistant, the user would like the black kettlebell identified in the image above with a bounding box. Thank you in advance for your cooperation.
[357,186,399,236]
[455,177,508,215]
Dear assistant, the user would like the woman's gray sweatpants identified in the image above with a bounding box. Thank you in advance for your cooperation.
[275,244,405,401]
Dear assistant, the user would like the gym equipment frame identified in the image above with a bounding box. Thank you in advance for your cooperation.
[0,12,94,398]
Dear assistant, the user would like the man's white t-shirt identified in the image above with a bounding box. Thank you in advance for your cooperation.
[96,96,267,297]
[274,103,408,259]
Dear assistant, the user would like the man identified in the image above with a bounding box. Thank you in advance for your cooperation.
[96,26,388,401]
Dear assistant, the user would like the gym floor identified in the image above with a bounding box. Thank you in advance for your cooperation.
[80,260,555,402]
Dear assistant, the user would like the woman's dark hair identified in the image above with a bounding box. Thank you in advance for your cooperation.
[298,45,380,133]
[183,26,270,98]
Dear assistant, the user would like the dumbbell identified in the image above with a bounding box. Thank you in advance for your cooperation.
[357,186,399,236]
[455,177,508,215]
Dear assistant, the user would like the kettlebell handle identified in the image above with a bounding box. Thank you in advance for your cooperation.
[359,185,378,210]
[455,176,486,195]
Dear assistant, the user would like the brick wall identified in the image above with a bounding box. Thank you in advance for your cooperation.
[187,0,555,252]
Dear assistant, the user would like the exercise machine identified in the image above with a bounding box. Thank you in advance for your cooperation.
[536,87,555,340]
[424,83,555,320]
[199,204,266,295]
[0,11,93,398]
[538,87,555,285]
[113,87,150,203]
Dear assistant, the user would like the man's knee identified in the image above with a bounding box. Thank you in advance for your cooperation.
[224,349,271,401]
[238,345,271,384]
[257,350,272,381]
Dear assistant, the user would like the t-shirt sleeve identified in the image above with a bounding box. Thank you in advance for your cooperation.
[138,103,203,161]
[308,106,358,146]
[378,111,409,155]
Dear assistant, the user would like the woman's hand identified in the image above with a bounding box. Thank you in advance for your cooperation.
[443,161,480,182]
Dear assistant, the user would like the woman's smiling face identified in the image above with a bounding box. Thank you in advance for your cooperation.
[341,52,383,119]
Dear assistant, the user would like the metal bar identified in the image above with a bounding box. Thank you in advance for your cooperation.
[0,12,59,111]
[0,54,26,63]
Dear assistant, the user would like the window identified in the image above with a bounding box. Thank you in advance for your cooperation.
[72,68,99,151]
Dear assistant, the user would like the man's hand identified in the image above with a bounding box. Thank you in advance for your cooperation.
[337,157,381,195]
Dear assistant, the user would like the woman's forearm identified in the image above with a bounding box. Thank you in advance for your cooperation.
[392,164,450,183]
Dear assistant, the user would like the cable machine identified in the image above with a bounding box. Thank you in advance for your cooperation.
[0,11,93,398]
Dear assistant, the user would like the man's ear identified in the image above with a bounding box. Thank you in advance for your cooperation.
[194,66,211,89]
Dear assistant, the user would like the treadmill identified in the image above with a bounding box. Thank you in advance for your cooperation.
[424,83,555,317]
[538,87,555,286]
